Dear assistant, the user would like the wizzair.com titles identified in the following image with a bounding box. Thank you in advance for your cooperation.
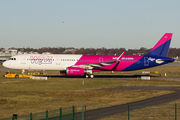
[121,57,134,60]
[112,57,134,60]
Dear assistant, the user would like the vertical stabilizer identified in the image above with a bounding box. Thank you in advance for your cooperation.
[146,33,173,57]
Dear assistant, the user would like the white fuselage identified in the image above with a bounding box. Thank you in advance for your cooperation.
[3,54,82,71]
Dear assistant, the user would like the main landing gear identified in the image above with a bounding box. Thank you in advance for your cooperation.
[22,69,25,74]
[84,74,94,78]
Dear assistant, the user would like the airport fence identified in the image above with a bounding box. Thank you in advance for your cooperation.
[0,105,86,120]
[1,103,180,120]
[86,103,180,120]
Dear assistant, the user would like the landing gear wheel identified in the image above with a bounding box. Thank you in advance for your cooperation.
[84,73,94,78]
[90,74,94,78]
[84,74,89,78]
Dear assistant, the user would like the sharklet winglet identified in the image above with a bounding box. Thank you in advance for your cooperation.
[116,51,125,62]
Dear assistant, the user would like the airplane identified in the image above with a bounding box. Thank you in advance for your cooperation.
[3,33,174,78]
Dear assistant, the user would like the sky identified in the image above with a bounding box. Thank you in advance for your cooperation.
[0,0,180,50]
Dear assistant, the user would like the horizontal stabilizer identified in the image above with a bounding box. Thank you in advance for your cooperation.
[161,58,175,62]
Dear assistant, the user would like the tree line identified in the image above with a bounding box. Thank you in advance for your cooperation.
[2,47,179,58]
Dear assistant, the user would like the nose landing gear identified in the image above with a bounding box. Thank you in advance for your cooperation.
[22,69,25,74]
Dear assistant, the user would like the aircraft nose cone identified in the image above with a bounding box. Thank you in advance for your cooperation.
[3,61,9,68]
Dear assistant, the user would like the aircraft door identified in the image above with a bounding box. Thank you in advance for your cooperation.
[144,57,149,66]
[56,56,61,65]
[99,57,103,63]
[21,56,26,64]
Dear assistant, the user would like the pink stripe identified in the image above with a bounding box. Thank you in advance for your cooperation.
[75,55,143,71]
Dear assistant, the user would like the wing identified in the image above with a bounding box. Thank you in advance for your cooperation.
[71,51,125,69]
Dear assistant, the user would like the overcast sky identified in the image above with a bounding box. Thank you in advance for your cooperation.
[0,0,180,50]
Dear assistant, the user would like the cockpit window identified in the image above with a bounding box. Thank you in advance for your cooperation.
[8,58,16,60]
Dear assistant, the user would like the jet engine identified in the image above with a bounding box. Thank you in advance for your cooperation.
[66,67,84,75]
[60,67,85,76]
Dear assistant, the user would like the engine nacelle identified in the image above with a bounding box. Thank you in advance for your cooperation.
[66,67,85,75]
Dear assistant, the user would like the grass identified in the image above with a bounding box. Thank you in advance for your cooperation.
[99,105,177,120]
[99,100,180,120]
[0,64,180,119]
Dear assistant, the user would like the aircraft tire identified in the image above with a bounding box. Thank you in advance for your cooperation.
[84,74,89,78]
[90,74,94,78]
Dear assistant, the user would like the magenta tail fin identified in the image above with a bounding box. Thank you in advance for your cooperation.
[146,33,173,57]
